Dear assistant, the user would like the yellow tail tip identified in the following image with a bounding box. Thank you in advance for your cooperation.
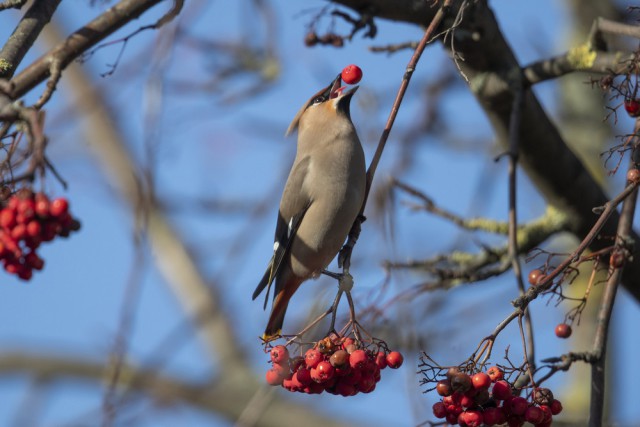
[261,330,282,342]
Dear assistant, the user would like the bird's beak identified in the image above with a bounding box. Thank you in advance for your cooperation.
[327,74,358,117]
[325,73,359,101]
[285,74,359,136]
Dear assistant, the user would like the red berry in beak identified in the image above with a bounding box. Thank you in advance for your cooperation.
[341,64,363,84]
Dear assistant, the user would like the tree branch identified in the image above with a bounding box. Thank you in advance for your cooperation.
[0,351,349,427]
[0,0,26,12]
[331,0,640,302]
[523,50,634,85]
[0,0,61,79]
[9,0,173,101]
[38,16,353,426]
[589,132,640,427]
[339,0,452,270]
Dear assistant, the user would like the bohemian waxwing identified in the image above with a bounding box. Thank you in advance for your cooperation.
[253,73,366,339]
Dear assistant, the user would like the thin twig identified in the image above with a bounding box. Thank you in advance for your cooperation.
[9,0,178,101]
[363,1,451,204]
[345,292,362,342]
[536,351,595,386]
[596,17,640,39]
[504,80,536,388]
[369,41,418,53]
[505,83,524,283]
[517,315,535,389]
[102,243,147,427]
[339,0,453,270]
[588,123,640,427]
[512,178,640,309]
[283,308,333,347]
[473,178,640,373]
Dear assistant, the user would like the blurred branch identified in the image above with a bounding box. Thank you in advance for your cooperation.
[102,244,147,427]
[0,351,349,427]
[167,0,280,105]
[385,181,569,276]
[369,41,418,53]
[392,177,531,234]
[523,50,634,85]
[39,13,352,427]
[0,0,26,12]
[157,196,258,215]
[381,205,568,311]
[594,16,640,39]
[523,14,640,86]
[42,20,242,367]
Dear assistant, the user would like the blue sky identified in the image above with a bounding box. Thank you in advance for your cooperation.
[0,1,638,426]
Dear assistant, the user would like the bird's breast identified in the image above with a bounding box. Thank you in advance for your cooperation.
[286,132,365,279]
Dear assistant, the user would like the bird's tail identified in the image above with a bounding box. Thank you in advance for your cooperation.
[263,300,288,340]
[253,264,272,310]
[263,278,299,340]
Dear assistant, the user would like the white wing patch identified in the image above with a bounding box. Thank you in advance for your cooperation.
[287,217,294,238]
[273,241,279,253]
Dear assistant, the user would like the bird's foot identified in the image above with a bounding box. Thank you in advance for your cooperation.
[322,269,357,334]
[322,269,354,293]
[338,272,354,293]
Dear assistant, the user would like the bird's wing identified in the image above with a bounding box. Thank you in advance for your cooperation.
[252,156,312,308]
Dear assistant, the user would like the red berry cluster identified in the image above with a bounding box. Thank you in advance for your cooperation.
[265,335,403,396]
[0,189,80,280]
[432,367,563,426]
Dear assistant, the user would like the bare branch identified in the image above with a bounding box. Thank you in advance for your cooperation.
[9,0,176,102]
[589,124,640,427]
[0,0,62,79]
[331,0,640,303]
[0,0,26,12]
[504,80,536,389]
[383,205,569,292]
[523,50,635,85]
[0,351,350,427]
[513,178,640,310]
[339,0,453,271]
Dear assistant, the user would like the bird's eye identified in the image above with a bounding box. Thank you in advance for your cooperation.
[312,96,325,105]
